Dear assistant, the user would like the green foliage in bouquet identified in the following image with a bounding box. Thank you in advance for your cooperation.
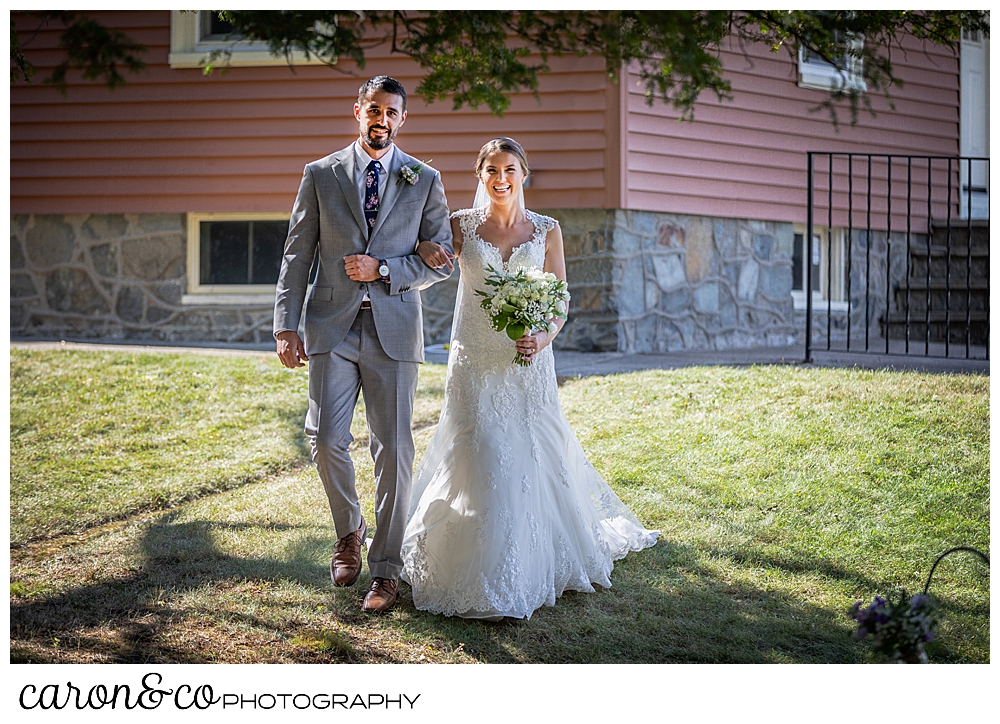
[475,265,570,365]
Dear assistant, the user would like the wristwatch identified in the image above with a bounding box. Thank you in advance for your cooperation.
[378,259,390,283]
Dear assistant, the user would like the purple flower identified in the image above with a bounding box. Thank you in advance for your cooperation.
[910,593,930,609]
[849,589,939,661]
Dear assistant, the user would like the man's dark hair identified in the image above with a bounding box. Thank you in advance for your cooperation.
[358,76,407,112]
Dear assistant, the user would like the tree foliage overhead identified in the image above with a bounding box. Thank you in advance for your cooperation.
[10,10,146,92]
[11,10,990,124]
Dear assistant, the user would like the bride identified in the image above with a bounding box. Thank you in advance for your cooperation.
[400,137,658,620]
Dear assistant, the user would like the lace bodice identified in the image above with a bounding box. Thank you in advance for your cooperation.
[449,207,556,376]
[454,206,553,275]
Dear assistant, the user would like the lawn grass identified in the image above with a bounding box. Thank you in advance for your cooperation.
[9,349,989,663]
[8,348,446,545]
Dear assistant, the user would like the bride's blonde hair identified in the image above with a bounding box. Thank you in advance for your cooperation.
[475,137,531,177]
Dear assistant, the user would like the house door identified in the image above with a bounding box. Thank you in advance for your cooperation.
[960,29,989,218]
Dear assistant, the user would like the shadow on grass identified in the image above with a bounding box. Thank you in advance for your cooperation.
[389,540,864,664]
[11,514,334,663]
[12,516,874,663]
[702,545,890,594]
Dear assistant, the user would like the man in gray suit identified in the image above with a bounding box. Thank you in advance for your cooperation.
[273,76,453,613]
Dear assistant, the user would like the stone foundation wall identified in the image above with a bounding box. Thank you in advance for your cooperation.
[13,210,802,352]
[794,229,907,345]
[560,209,798,352]
[10,213,274,344]
[421,208,799,352]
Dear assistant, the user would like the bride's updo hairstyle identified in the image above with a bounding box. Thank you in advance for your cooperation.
[475,137,531,178]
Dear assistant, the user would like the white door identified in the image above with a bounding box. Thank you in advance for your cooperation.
[960,28,989,218]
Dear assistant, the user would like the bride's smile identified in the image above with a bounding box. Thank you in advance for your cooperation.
[480,152,526,207]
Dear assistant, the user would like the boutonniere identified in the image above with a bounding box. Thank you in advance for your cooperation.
[397,159,432,186]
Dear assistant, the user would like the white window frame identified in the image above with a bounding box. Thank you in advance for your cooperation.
[791,224,849,312]
[169,10,325,69]
[959,27,989,219]
[183,212,290,306]
[798,34,866,92]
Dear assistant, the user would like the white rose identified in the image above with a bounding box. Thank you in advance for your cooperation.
[556,300,566,314]
[547,322,558,334]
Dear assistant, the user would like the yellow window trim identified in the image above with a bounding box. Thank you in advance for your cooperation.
[186,211,290,297]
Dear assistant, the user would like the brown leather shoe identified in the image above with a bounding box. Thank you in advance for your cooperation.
[362,577,398,613]
[330,517,366,587]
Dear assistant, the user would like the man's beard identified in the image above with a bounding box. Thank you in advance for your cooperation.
[363,125,395,150]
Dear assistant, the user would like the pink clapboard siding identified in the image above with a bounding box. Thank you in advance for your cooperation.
[623,33,961,229]
[10,11,613,215]
[11,11,964,228]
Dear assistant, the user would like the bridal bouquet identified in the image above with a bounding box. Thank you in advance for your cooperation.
[476,265,570,366]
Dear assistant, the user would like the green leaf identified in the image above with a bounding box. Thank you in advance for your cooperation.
[506,322,525,340]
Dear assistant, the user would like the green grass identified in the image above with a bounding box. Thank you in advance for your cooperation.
[558,367,989,663]
[9,348,445,545]
[9,350,989,663]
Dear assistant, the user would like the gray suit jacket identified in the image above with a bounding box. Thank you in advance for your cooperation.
[273,144,454,362]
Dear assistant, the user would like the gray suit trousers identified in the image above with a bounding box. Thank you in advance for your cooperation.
[305,308,419,580]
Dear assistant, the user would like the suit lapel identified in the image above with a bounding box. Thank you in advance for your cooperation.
[331,147,367,236]
[367,150,406,246]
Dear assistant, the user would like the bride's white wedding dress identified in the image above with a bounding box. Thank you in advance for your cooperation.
[400,207,658,619]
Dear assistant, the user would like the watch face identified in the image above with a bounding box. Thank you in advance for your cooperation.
[379,264,389,276]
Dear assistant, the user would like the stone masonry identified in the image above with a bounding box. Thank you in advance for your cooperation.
[10,213,274,344]
[13,209,801,352]
[796,229,909,346]
[421,208,799,353]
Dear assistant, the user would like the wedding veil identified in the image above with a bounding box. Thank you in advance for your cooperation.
[472,180,525,210]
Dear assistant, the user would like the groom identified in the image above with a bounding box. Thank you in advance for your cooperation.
[273,76,453,613]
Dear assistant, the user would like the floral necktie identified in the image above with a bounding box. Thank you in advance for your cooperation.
[364,160,382,238]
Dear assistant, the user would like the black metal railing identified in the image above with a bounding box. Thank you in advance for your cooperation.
[806,152,989,362]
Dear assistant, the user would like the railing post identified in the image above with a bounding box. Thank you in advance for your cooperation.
[986,159,990,361]
[806,152,814,363]
[801,152,986,363]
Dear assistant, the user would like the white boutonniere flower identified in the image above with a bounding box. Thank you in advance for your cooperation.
[397,159,432,186]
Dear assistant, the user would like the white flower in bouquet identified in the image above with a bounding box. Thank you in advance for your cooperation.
[475,264,571,366]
